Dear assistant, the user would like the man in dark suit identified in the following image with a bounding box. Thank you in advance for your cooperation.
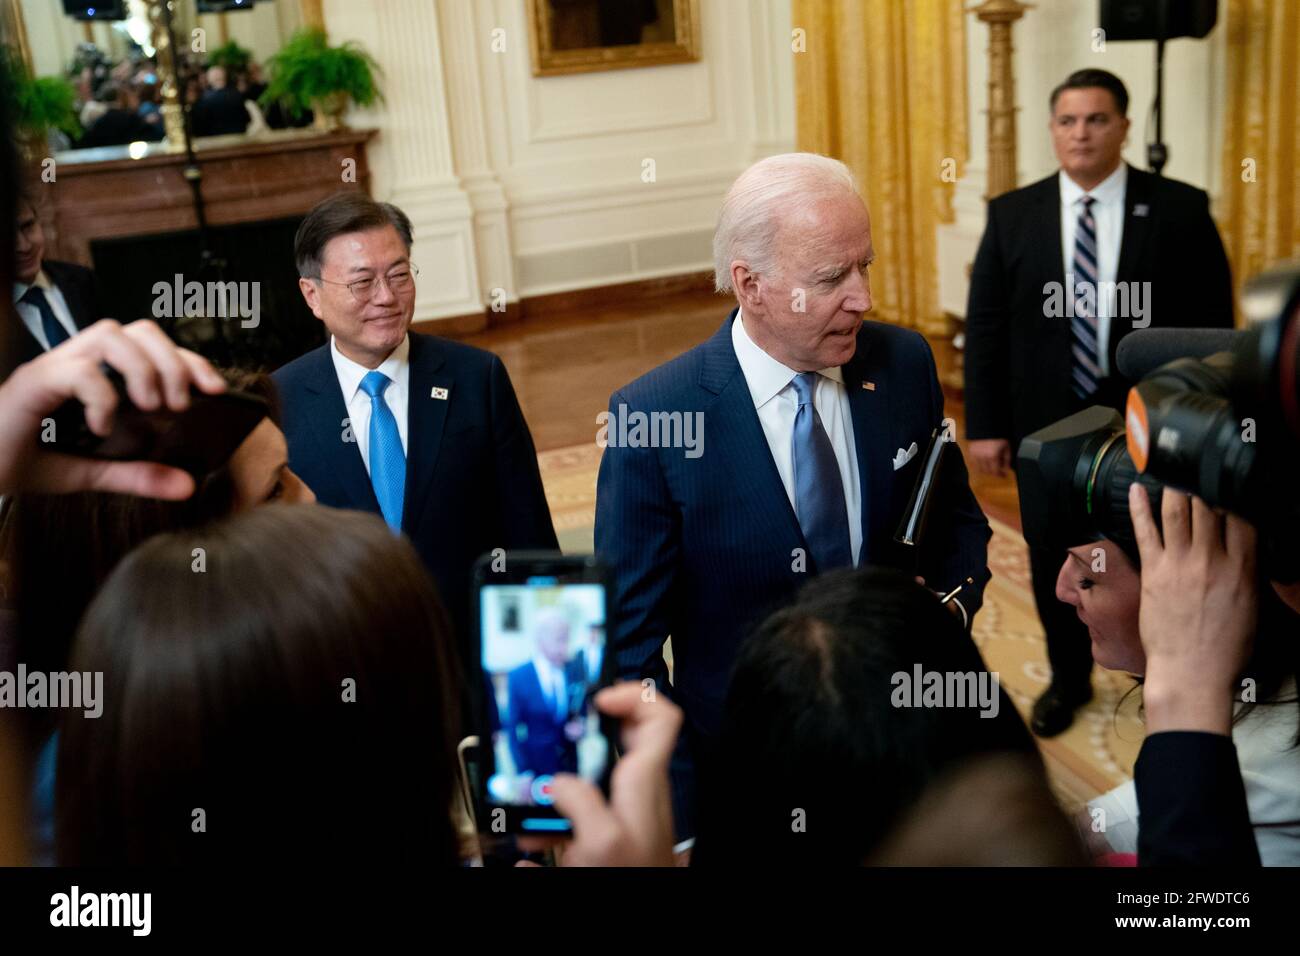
[13,193,100,366]
[274,193,558,699]
[505,608,581,778]
[964,69,1234,738]
[189,66,249,138]
[595,154,992,847]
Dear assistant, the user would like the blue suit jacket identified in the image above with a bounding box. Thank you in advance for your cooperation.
[594,310,991,836]
[273,333,559,682]
[505,661,580,778]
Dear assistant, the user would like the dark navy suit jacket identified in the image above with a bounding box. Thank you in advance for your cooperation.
[594,310,991,837]
[273,332,559,691]
[505,660,580,777]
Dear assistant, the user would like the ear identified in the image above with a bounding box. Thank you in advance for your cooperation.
[731,262,762,313]
[298,277,324,320]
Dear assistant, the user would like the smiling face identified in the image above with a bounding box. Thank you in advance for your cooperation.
[1055,538,1144,675]
[1050,87,1129,190]
[14,200,45,286]
[298,225,414,369]
[733,192,873,371]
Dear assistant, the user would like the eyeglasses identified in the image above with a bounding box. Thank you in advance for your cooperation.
[315,263,419,303]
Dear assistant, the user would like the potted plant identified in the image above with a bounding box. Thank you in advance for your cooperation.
[208,40,253,76]
[259,28,381,132]
[1,46,81,157]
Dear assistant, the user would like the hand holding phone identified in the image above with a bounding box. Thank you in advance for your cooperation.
[534,682,681,867]
[475,553,616,834]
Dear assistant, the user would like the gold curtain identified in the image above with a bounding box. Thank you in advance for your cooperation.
[793,0,968,336]
[1218,0,1300,311]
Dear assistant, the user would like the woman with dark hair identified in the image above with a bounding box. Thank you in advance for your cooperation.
[692,566,1042,866]
[0,369,313,862]
[2,369,312,686]
[56,505,463,865]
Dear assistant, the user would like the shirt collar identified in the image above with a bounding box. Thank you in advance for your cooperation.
[330,334,409,401]
[730,308,844,410]
[12,268,52,305]
[532,655,560,684]
[1060,161,1127,209]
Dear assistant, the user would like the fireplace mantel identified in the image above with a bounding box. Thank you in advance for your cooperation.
[43,127,377,266]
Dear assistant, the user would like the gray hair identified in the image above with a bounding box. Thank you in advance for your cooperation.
[712,153,859,293]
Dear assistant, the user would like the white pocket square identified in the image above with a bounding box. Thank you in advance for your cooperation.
[892,442,919,470]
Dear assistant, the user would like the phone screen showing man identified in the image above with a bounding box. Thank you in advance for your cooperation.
[479,578,610,831]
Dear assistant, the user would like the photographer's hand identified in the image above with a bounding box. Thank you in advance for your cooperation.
[1128,484,1257,735]
[520,681,680,867]
[0,319,226,498]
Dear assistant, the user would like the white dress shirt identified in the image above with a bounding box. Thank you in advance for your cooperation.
[1060,162,1127,376]
[13,270,79,351]
[731,310,863,565]
[330,334,410,475]
[532,656,568,718]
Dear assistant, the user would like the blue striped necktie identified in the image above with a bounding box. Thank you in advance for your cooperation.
[1071,195,1101,398]
[360,371,406,531]
[790,371,853,571]
[21,286,70,349]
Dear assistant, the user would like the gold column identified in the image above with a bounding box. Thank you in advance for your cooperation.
[300,0,325,33]
[147,0,185,148]
[971,0,1031,200]
[0,0,32,72]
[218,12,230,45]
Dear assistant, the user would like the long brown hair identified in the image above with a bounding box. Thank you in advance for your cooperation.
[0,370,279,746]
[56,505,463,865]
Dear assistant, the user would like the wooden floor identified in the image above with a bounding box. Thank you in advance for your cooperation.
[455,289,1022,531]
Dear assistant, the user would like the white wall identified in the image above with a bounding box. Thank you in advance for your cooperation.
[939,0,1226,317]
[325,0,796,321]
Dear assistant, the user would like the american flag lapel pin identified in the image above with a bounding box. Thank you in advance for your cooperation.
[862,381,876,391]
[431,386,449,400]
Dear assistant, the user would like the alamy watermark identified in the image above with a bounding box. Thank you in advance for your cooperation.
[0,665,102,718]
[596,404,704,459]
[1043,276,1151,329]
[152,274,260,329]
[890,665,1001,719]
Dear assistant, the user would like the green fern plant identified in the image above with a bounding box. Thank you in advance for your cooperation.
[1,46,81,141]
[259,28,381,124]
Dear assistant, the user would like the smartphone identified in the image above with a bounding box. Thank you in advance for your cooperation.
[473,552,615,834]
[46,365,268,477]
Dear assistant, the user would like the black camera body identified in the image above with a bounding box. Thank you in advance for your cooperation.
[1017,262,1300,579]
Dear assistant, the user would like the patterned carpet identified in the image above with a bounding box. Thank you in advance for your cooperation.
[536,443,1144,813]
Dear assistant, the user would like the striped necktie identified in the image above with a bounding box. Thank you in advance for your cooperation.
[790,371,853,571]
[1070,195,1101,398]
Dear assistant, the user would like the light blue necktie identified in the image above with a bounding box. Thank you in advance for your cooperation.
[1071,195,1101,398]
[360,371,405,531]
[790,371,853,571]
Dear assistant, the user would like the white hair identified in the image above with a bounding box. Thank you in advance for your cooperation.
[712,153,859,293]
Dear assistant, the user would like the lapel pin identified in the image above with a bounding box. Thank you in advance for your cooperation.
[431,386,449,400]
[1133,203,1149,217]
[862,381,876,391]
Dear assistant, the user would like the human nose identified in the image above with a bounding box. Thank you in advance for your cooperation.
[367,274,399,306]
[843,266,871,314]
[1055,556,1077,606]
